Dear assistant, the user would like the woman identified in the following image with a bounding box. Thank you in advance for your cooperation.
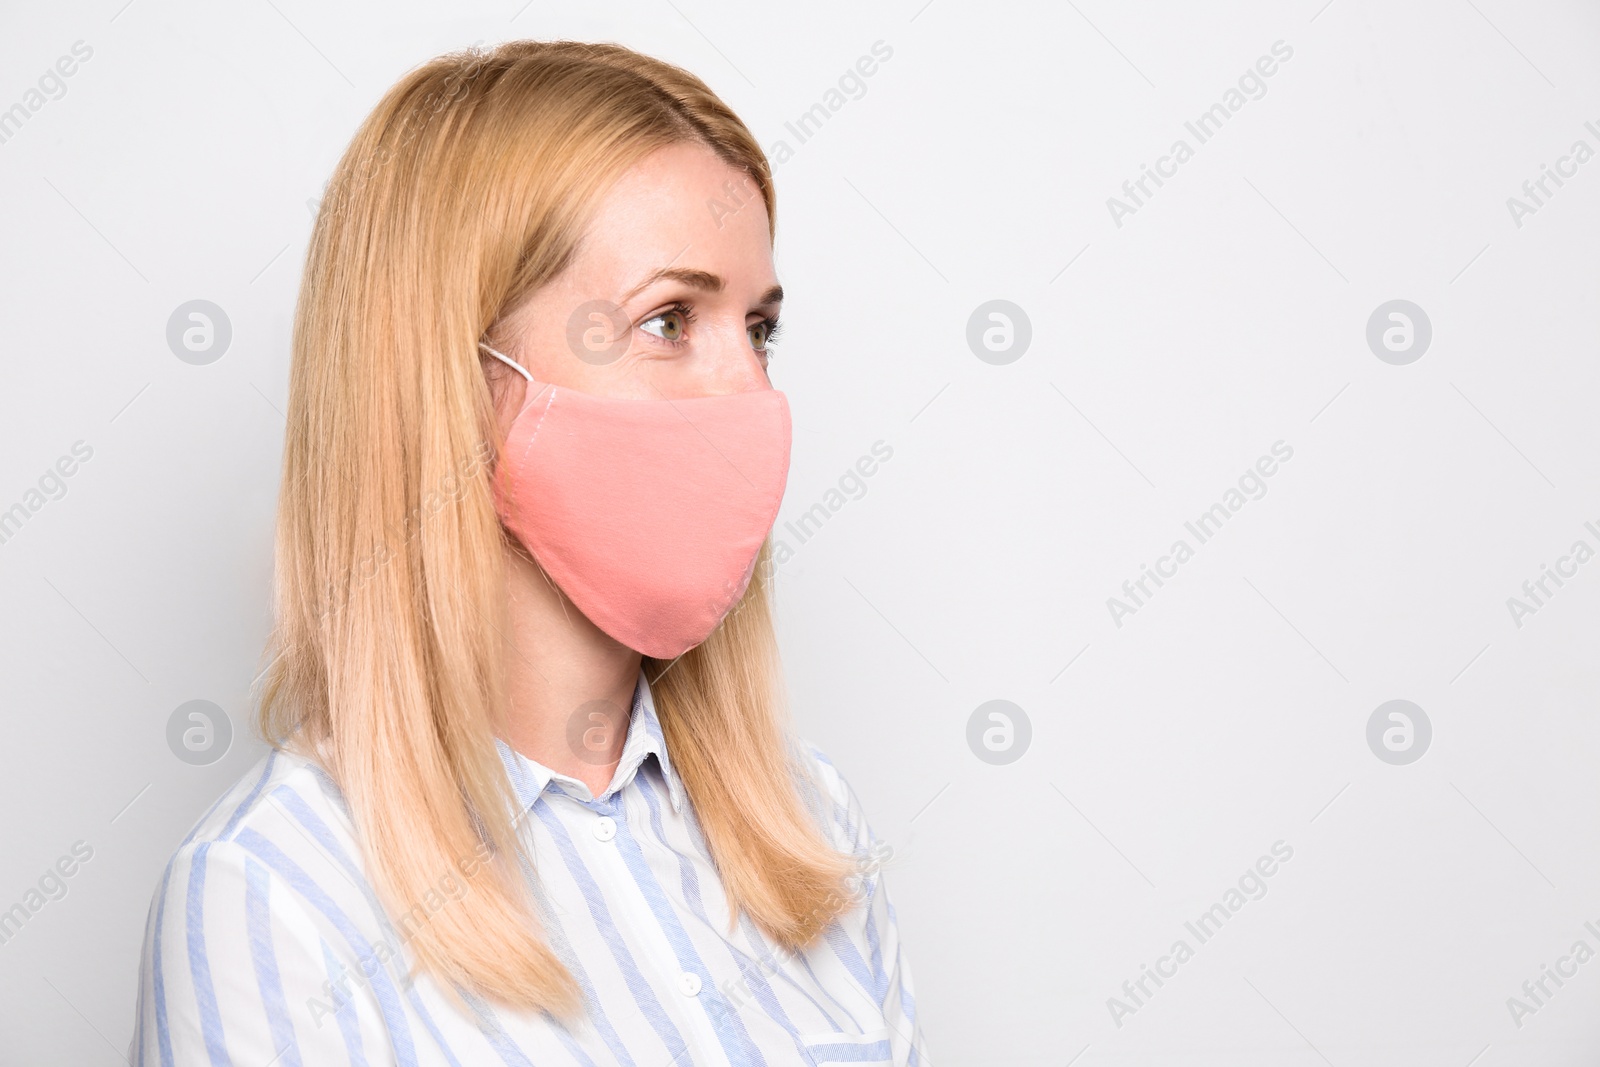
[131,38,926,1066]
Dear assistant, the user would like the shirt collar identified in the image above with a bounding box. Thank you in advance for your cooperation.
[495,667,685,816]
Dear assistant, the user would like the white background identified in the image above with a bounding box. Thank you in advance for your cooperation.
[2,0,1599,1063]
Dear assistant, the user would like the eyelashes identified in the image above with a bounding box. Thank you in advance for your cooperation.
[640,301,783,355]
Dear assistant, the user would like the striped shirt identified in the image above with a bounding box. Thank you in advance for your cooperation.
[131,669,927,1065]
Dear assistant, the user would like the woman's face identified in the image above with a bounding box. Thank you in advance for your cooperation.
[487,141,782,436]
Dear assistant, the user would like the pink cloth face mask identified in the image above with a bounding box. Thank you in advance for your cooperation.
[480,343,791,659]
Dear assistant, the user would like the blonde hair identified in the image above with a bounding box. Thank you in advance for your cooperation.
[257,38,854,1016]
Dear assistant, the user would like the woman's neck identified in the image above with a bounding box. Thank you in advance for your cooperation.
[498,541,641,798]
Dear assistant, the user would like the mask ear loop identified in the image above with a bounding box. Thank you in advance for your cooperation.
[479,341,570,617]
[479,341,533,383]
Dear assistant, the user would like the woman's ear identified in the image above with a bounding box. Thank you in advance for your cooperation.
[482,346,528,441]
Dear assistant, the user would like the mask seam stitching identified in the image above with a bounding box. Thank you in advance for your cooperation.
[503,387,558,525]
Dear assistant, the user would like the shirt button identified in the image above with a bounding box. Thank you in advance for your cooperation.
[593,815,616,842]
[676,971,702,997]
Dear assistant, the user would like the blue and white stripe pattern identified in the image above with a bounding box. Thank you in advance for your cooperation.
[131,669,927,1065]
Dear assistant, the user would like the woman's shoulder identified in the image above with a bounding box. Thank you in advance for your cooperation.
[132,743,397,1060]
[180,742,346,846]
[152,738,357,897]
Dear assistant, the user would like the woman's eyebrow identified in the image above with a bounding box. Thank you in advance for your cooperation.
[619,267,782,308]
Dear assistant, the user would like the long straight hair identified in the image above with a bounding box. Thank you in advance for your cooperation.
[257,38,855,1015]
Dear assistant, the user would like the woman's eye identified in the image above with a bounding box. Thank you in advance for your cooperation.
[750,317,783,351]
[640,308,689,344]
